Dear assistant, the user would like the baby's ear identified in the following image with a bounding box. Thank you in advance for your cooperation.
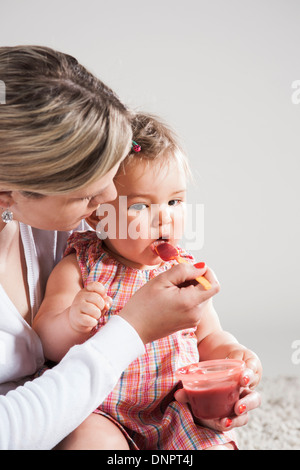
[85,210,99,229]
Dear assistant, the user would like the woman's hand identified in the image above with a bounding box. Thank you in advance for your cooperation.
[174,352,262,433]
[225,347,262,390]
[119,262,220,344]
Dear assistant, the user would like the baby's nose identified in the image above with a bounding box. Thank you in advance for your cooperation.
[151,204,171,226]
[159,204,172,225]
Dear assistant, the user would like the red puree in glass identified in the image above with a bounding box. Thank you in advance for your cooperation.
[176,360,245,420]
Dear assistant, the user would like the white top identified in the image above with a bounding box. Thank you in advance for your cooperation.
[0,223,145,449]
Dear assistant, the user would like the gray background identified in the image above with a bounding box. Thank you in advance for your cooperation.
[1,0,299,377]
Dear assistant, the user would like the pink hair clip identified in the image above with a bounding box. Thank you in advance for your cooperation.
[132,140,141,152]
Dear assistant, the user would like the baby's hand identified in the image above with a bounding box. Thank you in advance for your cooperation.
[68,281,112,333]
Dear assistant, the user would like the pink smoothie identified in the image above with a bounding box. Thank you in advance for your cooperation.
[176,360,245,420]
[185,381,240,419]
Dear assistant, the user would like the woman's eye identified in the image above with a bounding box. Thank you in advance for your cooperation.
[168,199,181,207]
[128,203,148,212]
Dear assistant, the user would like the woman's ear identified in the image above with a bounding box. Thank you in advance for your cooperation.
[85,210,99,230]
[0,191,13,209]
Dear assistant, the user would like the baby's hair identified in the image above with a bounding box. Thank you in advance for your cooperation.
[119,112,191,178]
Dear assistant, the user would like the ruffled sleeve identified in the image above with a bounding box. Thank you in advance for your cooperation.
[64,231,103,284]
[176,245,195,264]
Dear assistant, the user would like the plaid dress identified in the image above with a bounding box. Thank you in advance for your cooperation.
[65,231,236,450]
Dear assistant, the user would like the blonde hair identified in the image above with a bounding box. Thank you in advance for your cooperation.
[119,112,191,178]
[0,45,132,195]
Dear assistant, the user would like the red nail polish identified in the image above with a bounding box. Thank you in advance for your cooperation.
[243,375,250,386]
[194,262,205,269]
[225,418,232,428]
[238,404,247,414]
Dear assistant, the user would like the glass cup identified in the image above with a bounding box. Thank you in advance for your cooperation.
[175,359,245,420]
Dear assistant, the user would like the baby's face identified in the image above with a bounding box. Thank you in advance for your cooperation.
[97,156,187,269]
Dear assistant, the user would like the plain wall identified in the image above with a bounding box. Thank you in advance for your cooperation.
[1,0,299,377]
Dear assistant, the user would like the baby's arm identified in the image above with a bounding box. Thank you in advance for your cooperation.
[196,300,239,357]
[33,253,110,362]
[196,300,262,387]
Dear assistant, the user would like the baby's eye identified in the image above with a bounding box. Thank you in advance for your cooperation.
[128,203,148,212]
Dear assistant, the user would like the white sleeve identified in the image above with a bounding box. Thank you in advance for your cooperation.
[0,316,145,450]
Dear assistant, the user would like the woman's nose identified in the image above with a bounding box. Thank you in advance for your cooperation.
[104,182,118,203]
[91,183,118,208]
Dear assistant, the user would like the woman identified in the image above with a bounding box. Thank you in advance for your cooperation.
[0,46,260,449]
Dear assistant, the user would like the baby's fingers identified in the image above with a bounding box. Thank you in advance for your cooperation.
[81,291,108,314]
[103,294,113,311]
[70,286,111,333]
[85,281,106,296]
[85,282,112,310]
[76,306,100,329]
[174,388,189,404]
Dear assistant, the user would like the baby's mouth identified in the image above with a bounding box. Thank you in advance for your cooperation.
[150,237,170,254]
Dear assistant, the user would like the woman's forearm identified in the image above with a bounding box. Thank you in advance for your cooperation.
[0,316,144,450]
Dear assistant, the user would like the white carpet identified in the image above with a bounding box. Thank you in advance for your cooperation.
[237,376,300,450]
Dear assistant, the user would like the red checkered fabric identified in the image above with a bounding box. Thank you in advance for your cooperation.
[64,231,237,450]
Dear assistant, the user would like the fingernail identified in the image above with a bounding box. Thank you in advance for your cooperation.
[238,404,247,414]
[225,418,232,428]
[242,375,250,386]
[194,262,205,269]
